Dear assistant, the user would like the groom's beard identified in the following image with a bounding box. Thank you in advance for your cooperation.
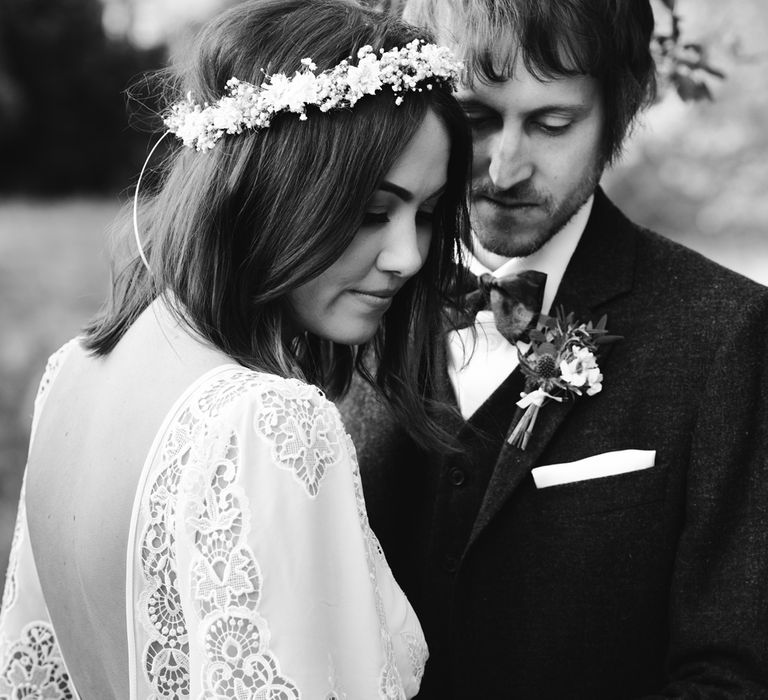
[470,165,603,259]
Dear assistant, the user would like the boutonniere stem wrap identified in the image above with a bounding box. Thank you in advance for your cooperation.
[507,308,622,450]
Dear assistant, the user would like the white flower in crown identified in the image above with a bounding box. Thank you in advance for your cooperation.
[260,73,293,112]
[165,97,211,149]
[163,39,461,151]
[345,53,384,99]
[419,41,456,74]
[211,97,245,134]
[284,71,319,117]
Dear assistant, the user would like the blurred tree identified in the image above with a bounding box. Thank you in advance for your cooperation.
[651,0,725,102]
[0,0,166,194]
[604,0,768,253]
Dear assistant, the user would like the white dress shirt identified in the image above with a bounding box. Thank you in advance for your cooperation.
[447,196,594,419]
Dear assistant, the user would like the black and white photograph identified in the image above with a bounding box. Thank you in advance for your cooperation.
[1,0,767,697]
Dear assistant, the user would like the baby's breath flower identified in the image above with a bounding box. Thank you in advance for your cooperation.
[284,71,318,114]
[163,40,462,151]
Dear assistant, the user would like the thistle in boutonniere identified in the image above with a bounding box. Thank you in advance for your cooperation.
[507,308,622,450]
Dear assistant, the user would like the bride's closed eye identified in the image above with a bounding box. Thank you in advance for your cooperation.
[361,190,395,226]
[361,183,443,228]
[362,210,391,226]
[362,208,434,227]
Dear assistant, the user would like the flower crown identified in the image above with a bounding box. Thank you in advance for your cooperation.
[164,40,462,152]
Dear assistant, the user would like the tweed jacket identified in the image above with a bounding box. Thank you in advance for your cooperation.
[338,189,768,699]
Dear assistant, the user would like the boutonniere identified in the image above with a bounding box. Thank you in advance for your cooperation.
[507,308,622,450]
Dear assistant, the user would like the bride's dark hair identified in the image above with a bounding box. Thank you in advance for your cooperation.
[83,0,471,451]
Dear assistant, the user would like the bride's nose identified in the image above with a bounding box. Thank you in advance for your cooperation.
[375,215,430,278]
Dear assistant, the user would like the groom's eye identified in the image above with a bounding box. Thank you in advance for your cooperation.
[533,119,572,136]
[529,108,585,136]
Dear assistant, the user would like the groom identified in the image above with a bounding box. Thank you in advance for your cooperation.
[339,0,768,697]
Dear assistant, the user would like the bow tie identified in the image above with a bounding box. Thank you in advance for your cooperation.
[460,269,547,343]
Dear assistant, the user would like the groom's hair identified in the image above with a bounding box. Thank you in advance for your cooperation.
[403,0,657,163]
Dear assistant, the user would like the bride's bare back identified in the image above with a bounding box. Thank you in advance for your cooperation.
[25,303,228,698]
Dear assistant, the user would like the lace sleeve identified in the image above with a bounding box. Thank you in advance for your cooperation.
[164,370,425,699]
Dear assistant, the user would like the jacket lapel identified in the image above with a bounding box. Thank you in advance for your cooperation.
[467,189,639,548]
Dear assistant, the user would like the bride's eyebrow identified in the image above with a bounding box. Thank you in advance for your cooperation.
[379,181,413,202]
[378,182,447,204]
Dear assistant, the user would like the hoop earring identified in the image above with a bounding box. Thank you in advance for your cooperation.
[133,131,171,272]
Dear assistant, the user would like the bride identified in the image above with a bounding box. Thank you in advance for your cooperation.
[0,0,471,697]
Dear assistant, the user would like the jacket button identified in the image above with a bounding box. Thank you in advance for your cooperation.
[448,467,466,486]
[443,555,459,573]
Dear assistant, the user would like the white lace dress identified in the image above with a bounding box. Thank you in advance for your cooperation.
[0,341,427,699]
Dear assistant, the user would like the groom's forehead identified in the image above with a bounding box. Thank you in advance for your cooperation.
[454,68,601,118]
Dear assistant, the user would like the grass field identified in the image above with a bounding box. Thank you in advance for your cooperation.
[0,193,766,578]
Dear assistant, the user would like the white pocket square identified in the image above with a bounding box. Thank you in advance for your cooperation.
[531,449,657,489]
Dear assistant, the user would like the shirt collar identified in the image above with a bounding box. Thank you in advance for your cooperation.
[464,195,594,314]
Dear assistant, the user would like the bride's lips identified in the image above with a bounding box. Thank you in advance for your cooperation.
[347,288,397,309]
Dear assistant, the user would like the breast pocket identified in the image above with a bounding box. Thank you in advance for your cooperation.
[532,450,668,517]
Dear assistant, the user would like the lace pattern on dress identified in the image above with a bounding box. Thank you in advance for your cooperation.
[403,631,428,687]
[342,433,414,698]
[138,368,417,699]
[253,376,343,497]
[138,370,316,698]
[0,622,74,700]
[182,423,299,698]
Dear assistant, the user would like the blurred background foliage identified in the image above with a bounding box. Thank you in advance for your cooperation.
[0,0,166,193]
[0,0,766,571]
